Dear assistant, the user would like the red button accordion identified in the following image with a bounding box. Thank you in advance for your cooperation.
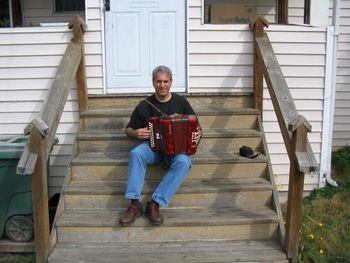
[148,114,199,156]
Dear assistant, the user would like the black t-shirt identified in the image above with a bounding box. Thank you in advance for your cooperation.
[127,93,196,129]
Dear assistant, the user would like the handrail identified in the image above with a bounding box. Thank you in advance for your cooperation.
[251,17,318,263]
[16,16,87,263]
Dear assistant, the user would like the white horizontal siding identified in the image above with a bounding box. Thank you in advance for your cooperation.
[0,38,79,195]
[188,0,326,193]
[289,0,305,24]
[263,26,325,192]
[85,0,104,94]
[332,0,350,149]
[0,0,103,195]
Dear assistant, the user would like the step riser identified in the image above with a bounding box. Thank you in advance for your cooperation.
[83,115,258,132]
[71,163,267,181]
[50,252,287,263]
[77,137,262,154]
[57,223,278,243]
[64,191,272,210]
[88,96,253,110]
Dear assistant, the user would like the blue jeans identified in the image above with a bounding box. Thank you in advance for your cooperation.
[125,141,192,207]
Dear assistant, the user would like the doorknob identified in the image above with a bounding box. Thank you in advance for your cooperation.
[105,0,110,11]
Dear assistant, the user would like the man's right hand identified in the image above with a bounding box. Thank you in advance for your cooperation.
[126,127,150,140]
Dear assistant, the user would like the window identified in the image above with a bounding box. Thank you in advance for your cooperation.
[0,0,86,28]
[204,0,278,24]
[0,1,10,27]
[1,0,23,27]
[54,0,85,12]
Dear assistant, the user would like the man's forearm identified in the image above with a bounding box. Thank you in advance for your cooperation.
[125,127,150,140]
[125,127,136,139]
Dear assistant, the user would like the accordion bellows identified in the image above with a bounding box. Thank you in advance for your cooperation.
[148,114,199,156]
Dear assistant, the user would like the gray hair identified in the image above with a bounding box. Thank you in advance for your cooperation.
[152,65,172,82]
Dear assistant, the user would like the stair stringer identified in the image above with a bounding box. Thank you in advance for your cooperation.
[258,115,286,249]
[49,118,82,253]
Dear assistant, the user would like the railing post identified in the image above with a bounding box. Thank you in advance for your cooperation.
[250,17,269,113]
[69,16,88,113]
[285,115,311,262]
[30,128,50,263]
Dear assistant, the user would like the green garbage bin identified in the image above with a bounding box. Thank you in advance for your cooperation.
[0,136,33,242]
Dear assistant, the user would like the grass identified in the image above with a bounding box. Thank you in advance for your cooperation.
[0,253,35,263]
[297,146,350,263]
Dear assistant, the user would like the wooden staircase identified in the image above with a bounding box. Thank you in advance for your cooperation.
[48,94,287,262]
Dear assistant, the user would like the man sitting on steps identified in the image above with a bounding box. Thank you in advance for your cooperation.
[119,65,202,226]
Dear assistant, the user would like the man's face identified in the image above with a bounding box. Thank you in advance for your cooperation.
[153,73,172,99]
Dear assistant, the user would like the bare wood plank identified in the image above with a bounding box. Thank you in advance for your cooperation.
[288,115,318,173]
[50,168,72,254]
[40,42,81,126]
[69,15,88,113]
[24,123,33,135]
[16,145,38,175]
[76,39,88,113]
[0,240,35,253]
[39,42,81,156]
[285,124,308,262]
[50,240,287,262]
[256,34,294,158]
[288,115,311,133]
[68,15,87,44]
[256,34,319,172]
[256,33,319,262]
[250,17,269,112]
[17,145,30,174]
[29,128,50,263]
[31,116,49,136]
[257,116,286,249]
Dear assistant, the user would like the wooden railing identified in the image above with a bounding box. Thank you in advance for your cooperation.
[16,16,87,263]
[250,17,318,263]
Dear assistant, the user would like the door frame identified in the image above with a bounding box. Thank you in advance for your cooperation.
[101,0,189,94]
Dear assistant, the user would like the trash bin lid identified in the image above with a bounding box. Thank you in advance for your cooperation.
[0,136,28,159]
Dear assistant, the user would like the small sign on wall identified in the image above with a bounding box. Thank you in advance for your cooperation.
[210,4,256,24]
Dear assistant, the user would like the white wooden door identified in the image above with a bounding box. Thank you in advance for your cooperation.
[105,0,186,93]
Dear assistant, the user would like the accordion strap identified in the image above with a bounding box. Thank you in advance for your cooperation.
[144,99,167,117]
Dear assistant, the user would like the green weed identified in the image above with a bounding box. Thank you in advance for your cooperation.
[297,146,350,262]
[0,253,35,263]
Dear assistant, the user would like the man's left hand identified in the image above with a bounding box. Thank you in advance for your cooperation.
[194,128,202,145]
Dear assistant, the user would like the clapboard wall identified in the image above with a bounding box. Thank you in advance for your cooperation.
[332,0,350,149]
[0,0,103,195]
[0,0,325,196]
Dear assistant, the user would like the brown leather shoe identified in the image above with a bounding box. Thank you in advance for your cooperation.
[145,201,163,225]
[119,202,143,226]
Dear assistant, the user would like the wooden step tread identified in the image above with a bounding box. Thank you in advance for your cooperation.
[72,151,267,165]
[65,178,272,195]
[49,240,287,263]
[57,207,278,227]
[77,128,262,140]
[81,107,260,117]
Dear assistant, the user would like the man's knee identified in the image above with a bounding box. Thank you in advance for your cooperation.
[129,146,143,159]
[172,154,192,170]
